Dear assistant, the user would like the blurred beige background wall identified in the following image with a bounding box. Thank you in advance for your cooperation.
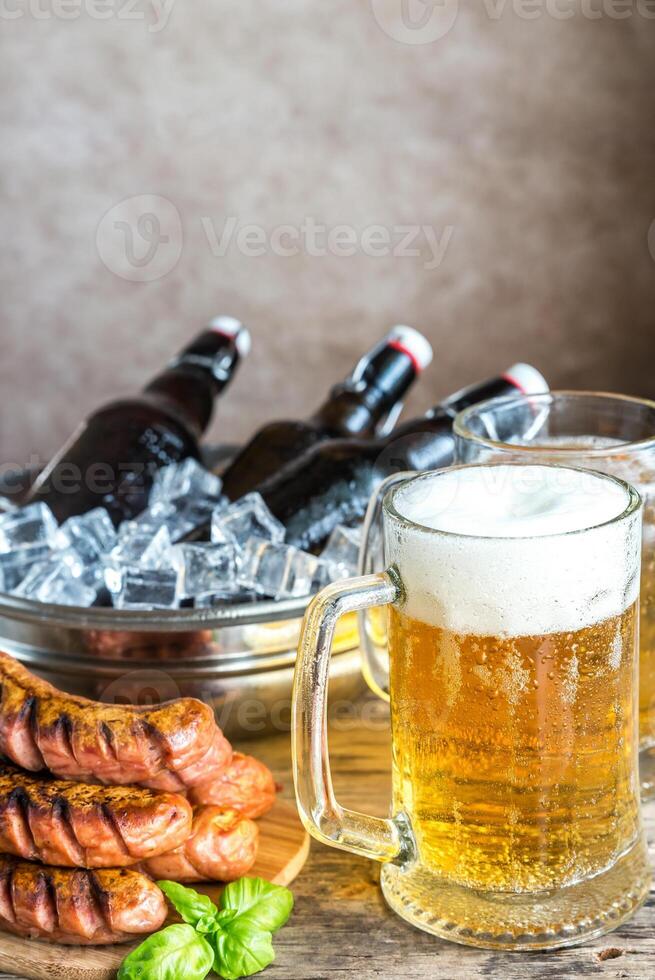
[1,0,654,467]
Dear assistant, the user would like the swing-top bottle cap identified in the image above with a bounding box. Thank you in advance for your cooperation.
[386,325,434,373]
[208,316,252,358]
[502,363,549,395]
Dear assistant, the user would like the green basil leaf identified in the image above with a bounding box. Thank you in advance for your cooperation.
[210,923,275,980]
[117,923,214,980]
[157,880,218,927]
[219,878,293,933]
[216,908,238,927]
[196,913,221,934]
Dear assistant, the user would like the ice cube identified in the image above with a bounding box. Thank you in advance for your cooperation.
[0,503,58,553]
[53,547,86,578]
[14,556,97,607]
[111,566,182,610]
[0,496,17,515]
[150,458,223,505]
[80,562,105,592]
[239,539,318,599]
[0,543,52,592]
[118,520,142,540]
[130,502,178,533]
[172,542,239,598]
[319,525,361,578]
[212,493,285,547]
[311,561,334,592]
[171,498,225,541]
[133,497,222,543]
[55,508,117,566]
[209,520,237,547]
[108,525,172,568]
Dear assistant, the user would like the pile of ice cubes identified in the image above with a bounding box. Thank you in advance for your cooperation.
[0,459,361,610]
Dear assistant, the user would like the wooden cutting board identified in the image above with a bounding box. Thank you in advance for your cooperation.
[0,800,309,980]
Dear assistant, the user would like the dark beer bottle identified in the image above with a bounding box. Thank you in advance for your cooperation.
[28,317,251,525]
[257,364,548,551]
[221,325,433,500]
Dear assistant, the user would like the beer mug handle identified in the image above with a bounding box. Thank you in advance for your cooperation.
[293,571,416,866]
[358,472,416,702]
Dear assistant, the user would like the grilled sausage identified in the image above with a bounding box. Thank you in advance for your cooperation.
[0,855,167,944]
[142,807,259,883]
[0,762,192,868]
[189,752,277,818]
[0,650,232,789]
[145,729,234,792]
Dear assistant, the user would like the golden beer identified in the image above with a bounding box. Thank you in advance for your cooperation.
[641,548,655,740]
[389,606,639,894]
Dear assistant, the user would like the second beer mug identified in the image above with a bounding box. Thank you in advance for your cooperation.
[293,464,650,949]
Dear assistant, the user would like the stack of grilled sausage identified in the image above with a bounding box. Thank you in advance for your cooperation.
[0,651,277,945]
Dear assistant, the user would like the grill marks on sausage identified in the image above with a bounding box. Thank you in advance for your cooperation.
[0,856,167,944]
[48,795,86,866]
[51,713,78,770]
[62,869,103,940]
[0,762,193,867]
[5,787,38,861]
[11,864,56,934]
[99,802,131,863]
[0,651,230,788]
[26,698,46,770]
[99,721,118,763]
[6,696,44,772]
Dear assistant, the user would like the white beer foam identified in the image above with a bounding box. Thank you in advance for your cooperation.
[386,464,641,636]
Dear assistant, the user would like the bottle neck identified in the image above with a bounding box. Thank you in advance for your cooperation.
[437,373,526,419]
[143,327,245,437]
[309,344,418,438]
[376,372,534,473]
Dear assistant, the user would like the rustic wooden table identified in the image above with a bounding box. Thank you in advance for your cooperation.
[3,694,654,980]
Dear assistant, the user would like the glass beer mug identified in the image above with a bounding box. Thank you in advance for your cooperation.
[454,392,655,797]
[292,463,651,949]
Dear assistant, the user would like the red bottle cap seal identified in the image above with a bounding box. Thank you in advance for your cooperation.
[386,325,434,374]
